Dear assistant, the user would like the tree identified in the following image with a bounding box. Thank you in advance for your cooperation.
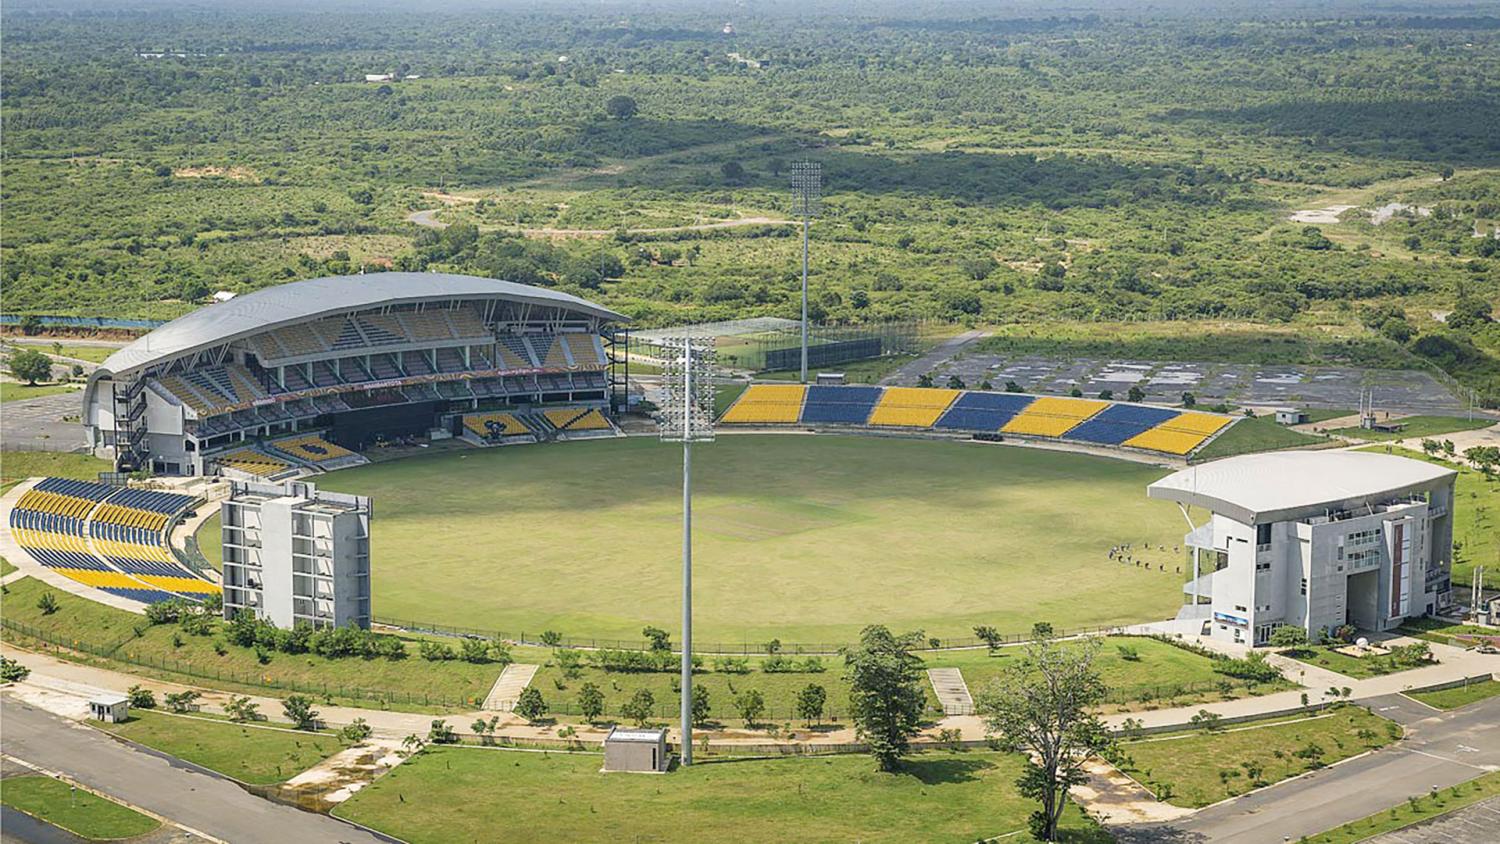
[642,626,671,652]
[1269,626,1308,650]
[470,715,498,745]
[720,161,746,182]
[35,591,59,615]
[1440,165,1455,181]
[621,688,655,726]
[842,625,926,772]
[1,656,30,683]
[734,688,765,726]
[514,686,548,723]
[604,95,638,120]
[282,694,319,730]
[977,635,1111,842]
[947,374,966,390]
[577,682,604,723]
[127,685,157,709]
[427,719,459,744]
[341,717,373,744]
[1127,385,1146,403]
[164,690,200,713]
[973,625,1004,651]
[1181,392,1196,408]
[691,684,712,726]
[225,695,259,722]
[917,373,934,388]
[8,348,52,386]
[1005,381,1024,393]
[1031,622,1054,640]
[796,683,827,724]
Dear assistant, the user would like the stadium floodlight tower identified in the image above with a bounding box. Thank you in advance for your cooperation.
[790,161,822,383]
[657,335,716,766]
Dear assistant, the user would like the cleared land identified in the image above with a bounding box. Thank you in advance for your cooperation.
[1190,415,1328,461]
[1407,679,1500,710]
[0,774,161,839]
[1116,707,1397,808]
[334,746,1109,844]
[1329,415,1495,441]
[314,435,1187,642]
[0,450,110,492]
[98,710,341,785]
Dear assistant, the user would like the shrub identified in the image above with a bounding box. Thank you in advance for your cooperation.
[127,685,157,710]
[164,690,199,713]
[35,591,59,615]
[282,694,319,729]
[714,656,751,674]
[2,656,32,682]
[514,686,548,723]
[420,641,456,661]
[427,719,459,744]
[340,717,372,744]
[621,688,656,726]
[1116,644,1141,661]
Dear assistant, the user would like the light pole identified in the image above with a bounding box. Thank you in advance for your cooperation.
[790,161,822,384]
[658,336,715,766]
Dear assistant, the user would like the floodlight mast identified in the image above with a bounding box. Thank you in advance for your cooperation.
[791,162,821,383]
[658,337,715,766]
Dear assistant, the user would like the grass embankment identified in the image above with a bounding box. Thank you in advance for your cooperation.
[1,450,110,493]
[0,382,80,403]
[194,513,223,571]
[1280,646,1433,680]
[1358,445,1499,590]
[335,747,1110,844]
[98,710,340,784]
[713,381,747,416]
[2,577,502,711]
[929,637,1294,711]
[1406,679,1500,710]
[1302,771,1500,844]
[2,341,118,364]
[1328,414,1495,442]
[1116,707,1398,808]
[1191,415,1329,461]
[317,434,1187,642]
[0,774,161,839]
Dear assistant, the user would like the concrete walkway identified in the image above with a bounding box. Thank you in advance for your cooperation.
[927,667,975,715]
[880,328,992,385]
[482,663,539,711]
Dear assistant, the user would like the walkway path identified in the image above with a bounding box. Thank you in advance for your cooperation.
[406,207,791,238]
[927,667,974,716]
[482,663,539,711]
[880,328,992,386]
[0,695,393,844]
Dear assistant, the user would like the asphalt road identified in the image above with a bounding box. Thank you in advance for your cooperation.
[1115,694,1500,843]
[879,328,992,386]
[0,695,394,844]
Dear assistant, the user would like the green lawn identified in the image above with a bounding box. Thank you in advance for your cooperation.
[1191,415,1329,462]
[1328,415,1495,442]
[1116,707,1397,808]
[1301,771,1500,843]
[1280,646,1434,680]
[1399,617,1500,647]
[1,556,15,577]
[194,513,223,571]
[98,710,341,785]
[929,637,1294,710]
[335,747,1109,844]
[317,434,1188,643]
[1,450,110,492]
[0,382,80,403]
[0,774,161,840]
[713,381,747,416]
[1406,679,1500,710]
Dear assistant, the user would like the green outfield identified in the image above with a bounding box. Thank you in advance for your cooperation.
[310,434,1187,643]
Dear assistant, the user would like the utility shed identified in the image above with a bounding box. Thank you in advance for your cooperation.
[89,694,130,723]
[603,726,668,773]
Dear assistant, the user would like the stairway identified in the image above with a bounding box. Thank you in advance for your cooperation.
[927,667,975,716]
[483,663,540,711]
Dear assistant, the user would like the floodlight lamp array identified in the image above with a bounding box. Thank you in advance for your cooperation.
[790,161,822,218]
[658,337,717,443]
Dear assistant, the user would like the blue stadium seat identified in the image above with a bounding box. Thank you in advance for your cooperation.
[799,385,883,425]
[1062,403,1181,445]
[934,392,1037,431]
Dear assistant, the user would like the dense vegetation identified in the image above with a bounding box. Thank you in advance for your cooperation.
[2,2,1498,398]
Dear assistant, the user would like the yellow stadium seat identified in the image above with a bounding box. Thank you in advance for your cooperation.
[721,384,807,424]
[465,412,529,437]
[138,575,221,594]
[868,387,960,428]
[1123,413,1234,455]
[1002,396,1110,438]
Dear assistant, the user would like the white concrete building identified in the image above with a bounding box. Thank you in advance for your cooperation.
[1149,452,1455,645]
[220,479,372,630]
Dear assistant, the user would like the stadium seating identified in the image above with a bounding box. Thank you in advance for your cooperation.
[868,387,960,428]
[497,336,535,369]
[531,335,570,369]
[464,412,530,438]
[1063,403,1182,446]
[1124,412,1234,455]
[720,384,807,424]
[543,407,612,431]
[562,333,606,368]
[1001,396,1109,438]
[800,385,883,425]
[271,435,357,464]
[933,391,1037,431]
[214,448,293,477]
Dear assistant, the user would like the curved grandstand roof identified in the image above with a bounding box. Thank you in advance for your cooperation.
[96,272,628,376]
[1148,451,1455,525]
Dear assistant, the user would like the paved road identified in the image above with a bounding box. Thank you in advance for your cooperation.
[880,328,992,386]
[1361,795,1500,843]
[1114,695,1500,843]
[0,696,394,844]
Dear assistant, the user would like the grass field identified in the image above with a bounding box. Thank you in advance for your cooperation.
[1116,707,1397,807]
[0,774,161,840]
[1,556,15,577]
[1,450,110,493]
[1328,415,1496,442]
[194,513,222,572]
[1406,679,1500,710]
[1359,446,1500,590]
[1191,415,1329,462]
[1279,646,1434,680]
[0,382,80,403]
[334,746,1109,844]
[315,435,1187,643]
[1301,771,1500,843]
[98,710,341,785]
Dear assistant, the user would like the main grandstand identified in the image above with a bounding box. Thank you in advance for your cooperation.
[82,273,628,476]
[721,384,1236,456]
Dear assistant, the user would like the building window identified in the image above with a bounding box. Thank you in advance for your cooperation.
[1255,523,1272,552]
[1256,559,1271,572]
[1300,577,1308,596]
